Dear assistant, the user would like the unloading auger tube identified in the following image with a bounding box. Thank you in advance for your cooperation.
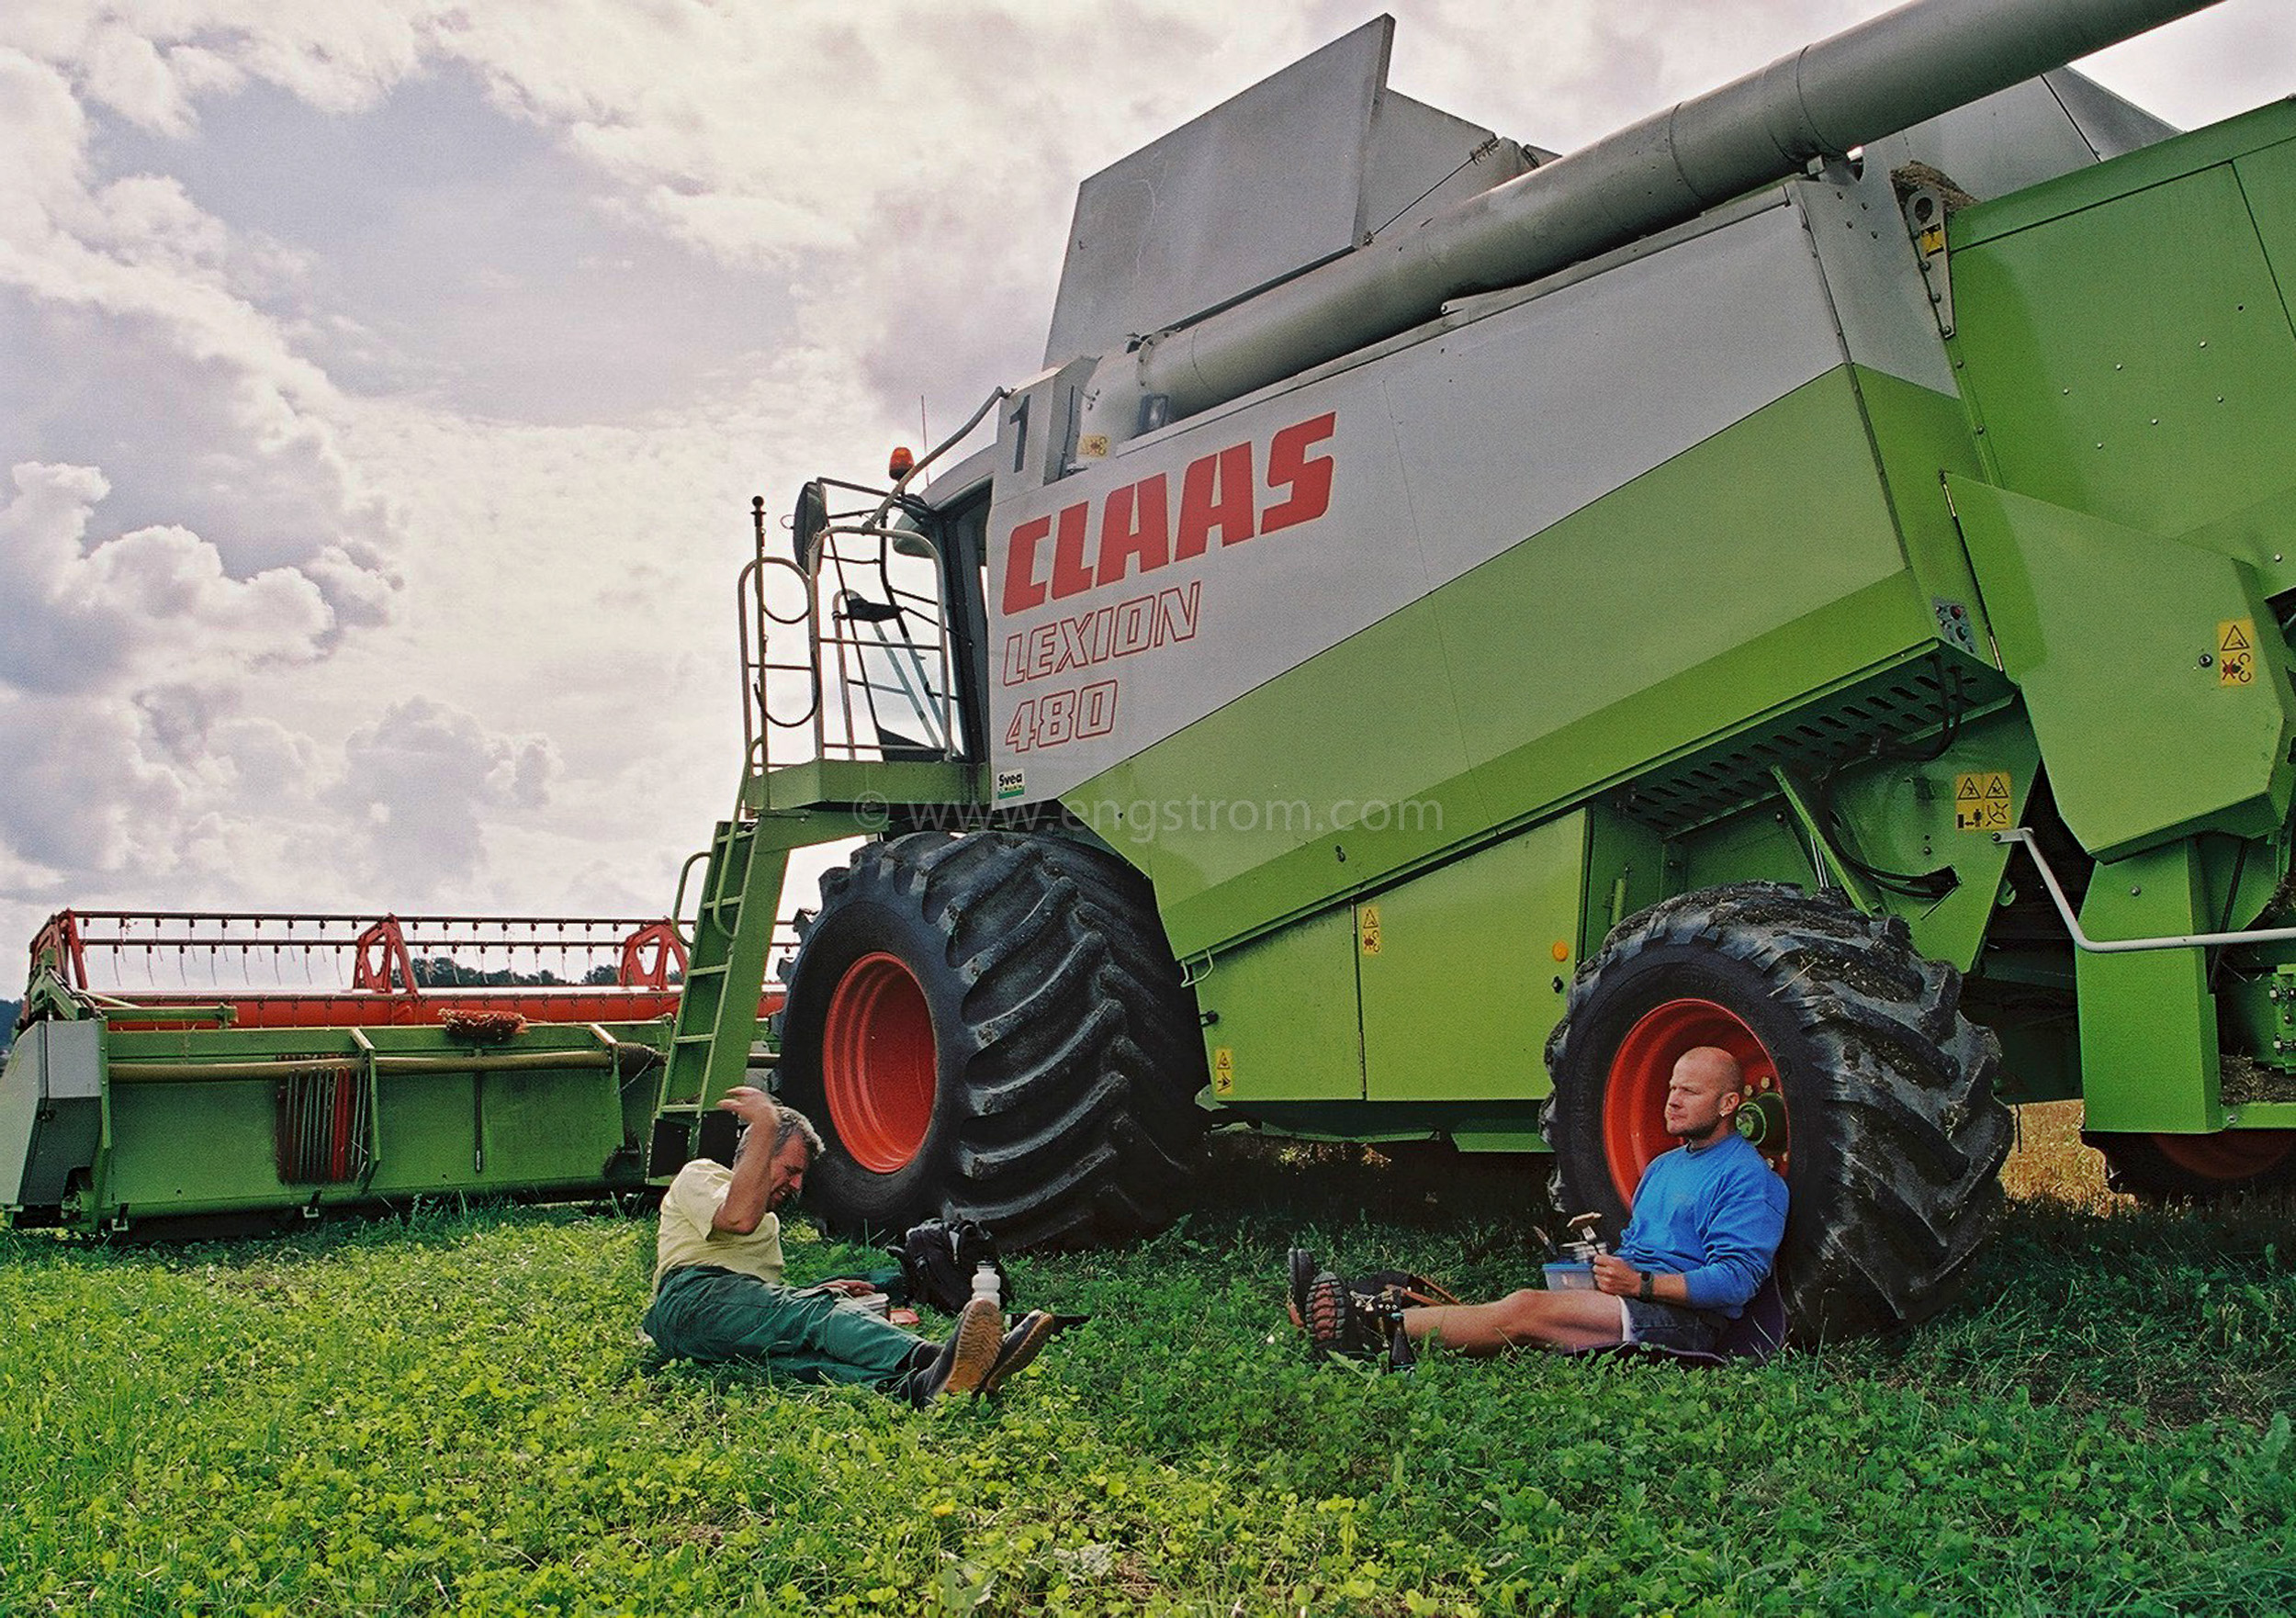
[1080,0,2227,445]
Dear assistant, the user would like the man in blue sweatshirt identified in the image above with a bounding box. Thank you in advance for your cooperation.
[1390,1046,1787,1355]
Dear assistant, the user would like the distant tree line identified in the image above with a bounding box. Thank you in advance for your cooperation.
[409,957,636,989]
[0,999,18,1053]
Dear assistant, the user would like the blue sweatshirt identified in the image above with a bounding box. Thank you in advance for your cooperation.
[1616,1132,1788,1316]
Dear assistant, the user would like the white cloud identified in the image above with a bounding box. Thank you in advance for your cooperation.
[0,462,335,695]
[1,6,429,118]
[0,44,90,219]
[0,463,373,938]
[0,36,403,601]
[0,693,185,872]
[81,23,197,135]
[329,696,562,895]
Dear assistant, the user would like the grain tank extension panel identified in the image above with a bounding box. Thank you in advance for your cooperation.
[1042,16,1535,371]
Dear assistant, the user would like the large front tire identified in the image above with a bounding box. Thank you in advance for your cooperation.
[1544,883,2009,1343]
[776,831,1207,1249]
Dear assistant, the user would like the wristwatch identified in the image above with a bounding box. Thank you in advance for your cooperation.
[1638,1271,1656,1303]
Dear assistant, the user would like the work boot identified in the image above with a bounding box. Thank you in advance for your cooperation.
[1305,1271,1412,1368]
[905,1297,1004,1406]
[1289,1249,1456,1336]
[1287,1248,1319,1330]
[975,1309,1086,1398]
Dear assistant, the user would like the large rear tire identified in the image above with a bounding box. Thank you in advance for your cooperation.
[1544,882,2009,1343]
[2090,1129,2296,1202]
[775,830,1207,1248]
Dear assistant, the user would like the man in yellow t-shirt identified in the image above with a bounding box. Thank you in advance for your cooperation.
[641,1085,1057,1404]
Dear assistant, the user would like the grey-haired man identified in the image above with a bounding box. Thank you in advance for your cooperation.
[642,1086,1056,1403]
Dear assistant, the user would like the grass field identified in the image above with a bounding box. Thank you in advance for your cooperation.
[4,1106,2291,1616]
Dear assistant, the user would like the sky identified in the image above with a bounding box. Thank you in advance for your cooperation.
[2,0,2290,980]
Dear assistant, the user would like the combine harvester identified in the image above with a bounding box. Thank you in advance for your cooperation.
[11,0,2293,1340]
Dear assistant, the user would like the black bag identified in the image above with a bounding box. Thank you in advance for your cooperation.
[887,1218,1011,1315]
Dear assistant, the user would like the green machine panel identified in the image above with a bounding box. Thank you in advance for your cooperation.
[1190,814,1595,1110]
[477,1068,625,1186]
[28,1015,670,1230]
[1072,368,1964,970]
[375,1072,490,1192]
[1951,120,2296,535]
[1195,906,1362,1103]
[107,1081,287,1211]
[1948,477,2296,860]
[2075,841,2223,1134]
[1117,604,1491,962]
[1356,814,1584,1102]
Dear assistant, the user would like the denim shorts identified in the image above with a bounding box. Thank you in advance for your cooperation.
[1618,1296,1722,1354]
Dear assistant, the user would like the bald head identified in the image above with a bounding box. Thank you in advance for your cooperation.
[1664,1045,1746,1145]
[1676,1046,1742,1090]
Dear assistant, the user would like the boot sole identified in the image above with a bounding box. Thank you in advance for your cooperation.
[977,1311,1061,1398]
[939,1299,1006,1396]
[1304,1272,1349,1361]
[1287,1248,1318,1330]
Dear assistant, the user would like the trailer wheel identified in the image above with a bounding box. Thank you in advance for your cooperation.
[775,830,1206,1248]
[1544,882,2009,1343]
[2089,1129,2296,1202]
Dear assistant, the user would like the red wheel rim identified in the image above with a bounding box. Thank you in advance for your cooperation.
[2150,1129,2296,1183]
[821,951,937,1174]
[1604,998,1784,1201]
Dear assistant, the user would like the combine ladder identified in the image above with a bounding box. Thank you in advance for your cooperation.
[648,819,792,1174]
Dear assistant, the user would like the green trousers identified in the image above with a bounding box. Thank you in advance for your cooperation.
[643,1264,927,1391]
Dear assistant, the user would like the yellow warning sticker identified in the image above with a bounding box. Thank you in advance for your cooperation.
[1212,1047,1234,1096]
[2219,619,2257,687]
[1358,905,1382,957]
[1954,770,2013,833]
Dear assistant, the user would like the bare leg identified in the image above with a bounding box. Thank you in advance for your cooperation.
[1402,1288,1626,1354]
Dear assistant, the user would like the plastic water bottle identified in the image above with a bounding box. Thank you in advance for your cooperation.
[970,1262,1001,1309]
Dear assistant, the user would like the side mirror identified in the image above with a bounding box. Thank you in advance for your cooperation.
[792,480,828,567]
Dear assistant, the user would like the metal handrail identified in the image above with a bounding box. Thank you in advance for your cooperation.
[737,386,1007,788]
[861,387,1008,538]
[1994,827,2296,954]
[743,512,962,771]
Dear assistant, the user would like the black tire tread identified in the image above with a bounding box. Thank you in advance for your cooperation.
[781,831,1206,1249]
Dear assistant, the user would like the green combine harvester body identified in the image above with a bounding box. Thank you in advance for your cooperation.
[1120,91,2296,1145]
[10,0,2294,1337]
